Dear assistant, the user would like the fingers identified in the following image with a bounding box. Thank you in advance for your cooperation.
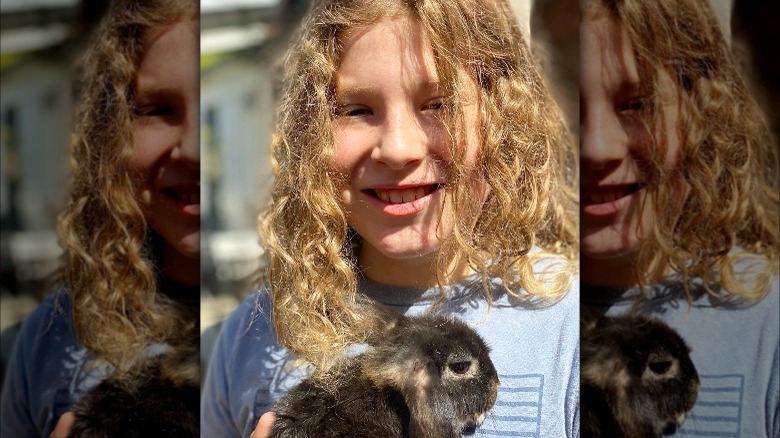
[50,412,76,438]
[250,411,276,438]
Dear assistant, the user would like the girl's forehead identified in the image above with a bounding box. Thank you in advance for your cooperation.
[338,12,423,51]
[583,14,640,87]
[335,14,439,88]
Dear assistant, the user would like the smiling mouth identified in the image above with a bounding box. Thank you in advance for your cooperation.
[367,184,441,204]
[583,183,642,204]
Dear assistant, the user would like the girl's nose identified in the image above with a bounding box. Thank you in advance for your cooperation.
[373,105,428,170]
[172,101,199,166]
[581,104,629,171]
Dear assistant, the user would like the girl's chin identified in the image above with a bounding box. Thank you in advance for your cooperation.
[581,239,641,261]
[581,223,644,260]
[176,234,201,260]
[160,231,201,261]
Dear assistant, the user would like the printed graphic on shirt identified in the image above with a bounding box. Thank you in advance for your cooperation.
[478,374,544,437]
[253,378,279,420]
[50,346,108,432]
[677,374,744,437]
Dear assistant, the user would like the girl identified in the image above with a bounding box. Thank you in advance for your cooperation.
[202,0,580,436]
[0,0,199,436]
[580,0,779,435]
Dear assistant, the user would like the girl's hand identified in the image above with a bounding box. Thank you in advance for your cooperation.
[250,412,276,438]
[50,412,75,438]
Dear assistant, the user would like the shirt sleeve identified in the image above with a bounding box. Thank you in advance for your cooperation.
[201,303,246,438]
[768,341,779,438]
[1,294,66,438]
[1,318,37,437]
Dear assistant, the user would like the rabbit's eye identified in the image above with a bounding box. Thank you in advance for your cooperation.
[448,361,471,375]
[648,359,673,375]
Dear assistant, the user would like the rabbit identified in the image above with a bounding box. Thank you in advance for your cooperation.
[268,313,500,438]
[67,344,199,438]
[580,310,700,437]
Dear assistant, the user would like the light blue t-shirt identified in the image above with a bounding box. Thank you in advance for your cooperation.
[582,278,780,438]
[201,273,581,437]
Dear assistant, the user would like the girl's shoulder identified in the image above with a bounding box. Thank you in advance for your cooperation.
[1,290,100,437]
[220,288,274,336]
[13,290,76,348]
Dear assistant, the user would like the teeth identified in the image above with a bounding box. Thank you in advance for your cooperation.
[590,188,631,204]
[172,190,200,204]
[374,187,432,204]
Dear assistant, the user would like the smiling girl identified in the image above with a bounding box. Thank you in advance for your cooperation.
[0,1,199,436]
[202,0,579,436]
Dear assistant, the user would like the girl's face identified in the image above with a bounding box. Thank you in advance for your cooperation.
[331,14,482,285]
[580,13,683,284]
[131,19,200,280]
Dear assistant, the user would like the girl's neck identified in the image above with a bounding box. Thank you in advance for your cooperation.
[359,246,473,288]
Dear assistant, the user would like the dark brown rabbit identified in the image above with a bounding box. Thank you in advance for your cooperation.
[67,345,199,438]
[268,314,500,438]
[581,310,700,437]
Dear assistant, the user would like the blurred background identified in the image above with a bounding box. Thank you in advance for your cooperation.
[0,0,110,390]
[1,0,775,389]
[198,0,310,375]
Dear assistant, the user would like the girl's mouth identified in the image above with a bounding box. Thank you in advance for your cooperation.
[581,183,644,217]
[366,183,441,204]
[163,187,200,205]
[161,185,201,217]
[582,183,642,205]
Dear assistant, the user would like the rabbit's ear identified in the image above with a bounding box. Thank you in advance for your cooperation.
[582,353,630,394]
[408,396,459,438]
[361,348,430,399]
[362,349,457,437]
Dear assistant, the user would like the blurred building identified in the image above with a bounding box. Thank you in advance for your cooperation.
[0,0,102,391]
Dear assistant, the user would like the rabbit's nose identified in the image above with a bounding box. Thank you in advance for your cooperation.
[663,420,680,435]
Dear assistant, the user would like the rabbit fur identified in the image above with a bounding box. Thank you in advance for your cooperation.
[581,309,700,437]
[67,344,199,438]
[268,313,500,438]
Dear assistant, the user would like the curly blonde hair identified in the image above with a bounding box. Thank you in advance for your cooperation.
[57,0,197,375]
[259,0,578,370]
[587,0,779,301]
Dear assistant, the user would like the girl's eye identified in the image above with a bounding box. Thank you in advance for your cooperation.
[334,105,373,117]
[135,105,174,117]
[422,97,445,112]
[619,98,649,114]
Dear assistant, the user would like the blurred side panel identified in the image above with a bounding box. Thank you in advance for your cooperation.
[0,0,110,392]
